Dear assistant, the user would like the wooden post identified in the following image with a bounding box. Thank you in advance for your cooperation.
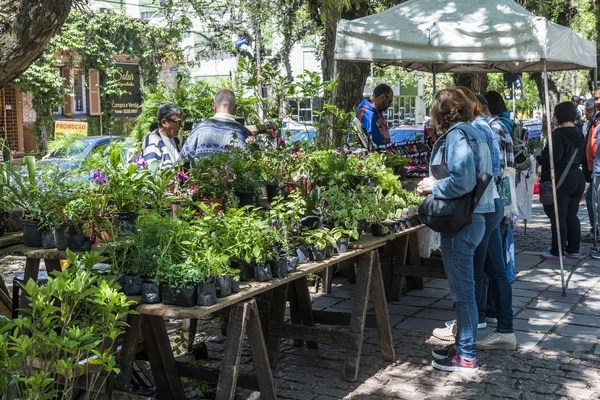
[115,313,142,392]
[344,251,375,381]
[142,315,186,400]
[216,301,251,400]
[266,284,289,367]
[293,277,318,349]
[369,251,395,363]
[245,302,277,400]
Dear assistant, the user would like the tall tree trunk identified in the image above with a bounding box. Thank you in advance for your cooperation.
[320,2,370,145]
[0,0,76,89]
[452,73,487,94]
[531,71,559,137]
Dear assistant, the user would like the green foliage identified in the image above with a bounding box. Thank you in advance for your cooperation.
[17,9,185,148]
[0,250,136,399]
[131,78,220,144]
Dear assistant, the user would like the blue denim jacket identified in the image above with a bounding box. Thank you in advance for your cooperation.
[473,116,501,179]
[430,121,494,213]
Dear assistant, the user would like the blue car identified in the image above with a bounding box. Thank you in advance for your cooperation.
[281,121,316,142]
[389,125,425,143]
[40,136,126,170]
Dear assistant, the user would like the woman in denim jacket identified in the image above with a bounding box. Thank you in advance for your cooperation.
[417,89,493,372]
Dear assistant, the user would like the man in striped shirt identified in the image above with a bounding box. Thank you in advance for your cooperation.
[142,103,183,169]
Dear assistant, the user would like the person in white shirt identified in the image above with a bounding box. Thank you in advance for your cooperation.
[142,103,183,169]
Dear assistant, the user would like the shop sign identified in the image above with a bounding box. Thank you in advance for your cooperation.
[111,63,142,118]
[54,121,87,139]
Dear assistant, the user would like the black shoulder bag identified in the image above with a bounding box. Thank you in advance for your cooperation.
[418,130,493,233]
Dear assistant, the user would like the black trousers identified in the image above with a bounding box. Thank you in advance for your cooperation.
[542,169,586,256]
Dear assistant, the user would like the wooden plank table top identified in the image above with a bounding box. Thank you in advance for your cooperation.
[348,225,426,249]
[0,232,23,249]
[135,225,428,319]
[135,246,378,319]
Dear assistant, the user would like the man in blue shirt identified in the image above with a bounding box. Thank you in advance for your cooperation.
[356,83,394,151]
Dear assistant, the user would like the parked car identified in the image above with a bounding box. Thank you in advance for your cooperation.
[39,136,127,171]
[281,120,316,142]
[389,125,425,144]
[523,118,542,139]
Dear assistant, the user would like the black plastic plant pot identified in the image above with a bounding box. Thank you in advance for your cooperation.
[310,247,325,262]
[233,261,254,281]
[54,227,68,250]
[116,211,137,235]
[324,244,335,258]
[364,222,372,234]
[271,258,288,278]
[41,231,56,249]
[215,275,233,298]
[371,223,388,237]
[356,220,367,236]
[266,183,283,202]
[21,218,42,247]
[197,282,217,306]
[254,263,273,282]
[300,215,321,230]
[399,218,408,230]
[295,246,310,264]
[162,284,197,307]
[287,256,299,273]
[231,276,240,293]
[141,282,162,304]
[235,191,258,207]
[411,215,421,226]
[123,275,144,296]
[383,221,396,235]
[336,237,350,253]
[66,225,92,252]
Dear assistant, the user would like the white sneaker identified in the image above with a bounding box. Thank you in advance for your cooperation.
[432,320,456,341]
[432,319,486,341]
[485,317,498,324]
[478,332,517,350]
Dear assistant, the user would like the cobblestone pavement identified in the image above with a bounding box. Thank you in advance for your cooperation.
[3,201,600,399]
[251,201,600,400]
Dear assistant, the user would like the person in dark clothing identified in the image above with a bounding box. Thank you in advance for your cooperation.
[537,101,586,260]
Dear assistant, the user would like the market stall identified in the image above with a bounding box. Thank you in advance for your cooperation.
[335,0,597,292]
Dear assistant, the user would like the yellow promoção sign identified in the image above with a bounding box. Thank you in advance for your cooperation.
[54,121,88,140]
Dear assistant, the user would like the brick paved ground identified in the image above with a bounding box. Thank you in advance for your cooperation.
[250,201,600,400]
[3,201,600,399]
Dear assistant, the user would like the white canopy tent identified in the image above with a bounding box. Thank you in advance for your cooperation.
[335,0,596,73]
[334,0,597,294]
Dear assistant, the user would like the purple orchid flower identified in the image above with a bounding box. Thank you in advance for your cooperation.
[135,155,148,168]
[92,169,107,185]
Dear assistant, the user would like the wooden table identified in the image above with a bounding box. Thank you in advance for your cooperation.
[115,226,440,399]
[0,232,23,314]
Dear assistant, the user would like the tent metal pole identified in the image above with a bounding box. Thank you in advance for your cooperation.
[432,64,436,94]
[543,60,567,296]
[595,68,598,88]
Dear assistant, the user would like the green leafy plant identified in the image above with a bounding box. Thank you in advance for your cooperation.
[0,250,136,399]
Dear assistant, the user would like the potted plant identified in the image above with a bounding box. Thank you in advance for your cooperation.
[300,228,337,261]
[231,159,265,207]
[5,157,45,246]
[184,153,233,212]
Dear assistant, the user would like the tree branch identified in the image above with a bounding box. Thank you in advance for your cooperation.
[0,0,83,89]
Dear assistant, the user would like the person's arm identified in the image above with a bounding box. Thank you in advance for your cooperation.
[179,131,198,161]
[587,123,597,170]
[432,130,477,200]
[551,133,566,164]
[536,145,550,166]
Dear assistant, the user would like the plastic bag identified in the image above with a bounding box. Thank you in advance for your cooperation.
[500,167,518,217]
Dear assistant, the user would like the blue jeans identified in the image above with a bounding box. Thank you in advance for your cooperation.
[440,214,485,361]
[586,182,594,234]
[474,198,513,333]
